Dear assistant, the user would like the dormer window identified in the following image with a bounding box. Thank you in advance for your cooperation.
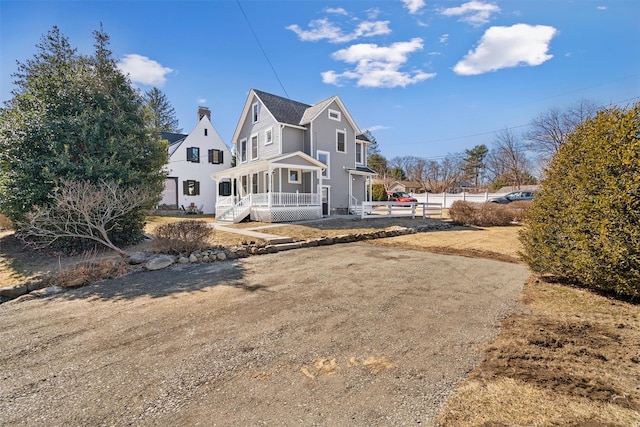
[252,102,260,123]
[328,109,341,121]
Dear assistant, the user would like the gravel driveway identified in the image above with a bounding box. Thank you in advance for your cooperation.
[0,242,529,426]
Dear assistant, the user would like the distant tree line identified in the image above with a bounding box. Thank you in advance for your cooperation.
[367,99,600,193]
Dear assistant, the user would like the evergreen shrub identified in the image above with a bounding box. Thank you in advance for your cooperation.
[519,103,640,298]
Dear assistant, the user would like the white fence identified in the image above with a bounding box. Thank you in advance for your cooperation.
[413,192,500,208]
[361,202,443,219]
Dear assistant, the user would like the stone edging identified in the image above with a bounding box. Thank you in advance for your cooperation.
[1,222,452,303]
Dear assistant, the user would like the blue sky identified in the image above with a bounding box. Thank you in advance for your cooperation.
[1,0,639,160]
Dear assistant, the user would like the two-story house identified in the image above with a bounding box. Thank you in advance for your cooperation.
[158,106,232,214]
[213,89,376,223]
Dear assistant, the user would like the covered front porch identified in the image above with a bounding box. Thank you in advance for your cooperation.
[212,152,326,223]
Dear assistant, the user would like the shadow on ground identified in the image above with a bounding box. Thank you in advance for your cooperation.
[56,260,267,302]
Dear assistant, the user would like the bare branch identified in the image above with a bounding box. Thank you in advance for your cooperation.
[18,180,155,257]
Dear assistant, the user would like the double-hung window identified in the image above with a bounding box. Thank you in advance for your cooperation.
[317,150,330,179]
[336,130,346,153]
[239,138,247,163]
[251,134,258,160]
[355,141,364,165]
[252,102,259,123]
[265,127,273,145]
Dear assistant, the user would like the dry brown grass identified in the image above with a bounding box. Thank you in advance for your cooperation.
[436,277,640,426]
[2,215,638,425]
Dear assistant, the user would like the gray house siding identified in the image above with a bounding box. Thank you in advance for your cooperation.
[310,100,358,212]
[281,126,304,154]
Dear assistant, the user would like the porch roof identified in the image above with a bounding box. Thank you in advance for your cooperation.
[212,151,325,179]
[346,166,378,176]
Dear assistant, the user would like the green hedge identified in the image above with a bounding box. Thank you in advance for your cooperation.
[519,103,640,298]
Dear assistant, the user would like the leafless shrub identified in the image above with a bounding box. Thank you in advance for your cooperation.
[450,201,526,227]
[47,256,131,288]
[153,220,213,254]
[18,180,156,257]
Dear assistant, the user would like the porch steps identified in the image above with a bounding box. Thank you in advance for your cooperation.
[270,241,303,251]
[265,236,294,245]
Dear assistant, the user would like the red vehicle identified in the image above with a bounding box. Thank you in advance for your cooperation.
[387,191,418,203]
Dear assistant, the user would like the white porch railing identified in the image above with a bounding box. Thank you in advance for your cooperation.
[216,192,322,222]
[252,192,320,207]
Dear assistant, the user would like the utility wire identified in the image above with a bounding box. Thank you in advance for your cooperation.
[236,0,290,99]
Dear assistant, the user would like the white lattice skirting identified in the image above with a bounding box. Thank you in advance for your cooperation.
[251,207,322,223]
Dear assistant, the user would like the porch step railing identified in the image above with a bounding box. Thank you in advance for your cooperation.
[216,194,252,223]
[349,195,362,215]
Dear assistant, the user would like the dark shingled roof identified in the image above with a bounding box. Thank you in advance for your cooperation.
[253,89,311,126]
[160,132,188,144]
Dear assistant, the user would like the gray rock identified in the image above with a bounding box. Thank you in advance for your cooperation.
[189,254,198,263]
[31,286,63,297]
[178,256,189,264]
[144,254,175,271]
[216,252,227,261]
[0,284,28,299]
[127,252,147,265]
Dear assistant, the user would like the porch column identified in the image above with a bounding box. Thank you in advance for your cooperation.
[268,165,273,208]
[368,176,373,202]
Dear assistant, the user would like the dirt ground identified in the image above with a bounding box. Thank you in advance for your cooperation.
[0,240,530,426]
[1,217,638,426]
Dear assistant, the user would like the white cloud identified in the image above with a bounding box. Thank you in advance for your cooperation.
[441,1,500,27]
[365,125,389,132]
[117,54,173,86]
[286,18,391,43]
[197,98,207,104]
[322,38,436,88]
[597,5,607,10]
[325,7,348,15]
[440,34,449,43]
[402,0,426,14]
[453,24,558,76]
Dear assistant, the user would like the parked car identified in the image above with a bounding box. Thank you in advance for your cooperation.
[387,191,418,203]
[489,190,537,204]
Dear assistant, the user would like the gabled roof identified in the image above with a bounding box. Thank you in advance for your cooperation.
[160,132,187,144]
[253,89,311,126]
[299,96,334,124]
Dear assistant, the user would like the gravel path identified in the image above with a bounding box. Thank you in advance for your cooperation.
[0,242,529,426]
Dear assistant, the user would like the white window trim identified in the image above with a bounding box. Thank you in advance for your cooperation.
[265,127,273,145]
[252,102,259,123]
[355,141,364,165]
[328,108,341,122]
[239,138,248,163]
[317,150,330,179]
[250,133,258,161]
[336,129,346,153]
[288,168,301,184]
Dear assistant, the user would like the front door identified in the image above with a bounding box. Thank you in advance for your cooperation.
[321,186,330,216]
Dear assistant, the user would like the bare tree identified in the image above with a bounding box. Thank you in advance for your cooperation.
[488,129,535,190]
[18,180,157,257]
[418,154,464,193]
[526,98,598,160]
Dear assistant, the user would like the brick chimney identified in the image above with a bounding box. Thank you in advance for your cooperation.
[197,106,211,122]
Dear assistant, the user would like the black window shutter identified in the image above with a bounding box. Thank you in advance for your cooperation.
[183,181,189,195]
[218,150,224,164]
[194,181,200,195]
[208,149,214,163]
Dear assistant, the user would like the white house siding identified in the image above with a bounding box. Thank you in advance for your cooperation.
[163,113,231,214]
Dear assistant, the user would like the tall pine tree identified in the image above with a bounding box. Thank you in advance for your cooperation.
[144,87,182,133]
[0,25,168,245]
